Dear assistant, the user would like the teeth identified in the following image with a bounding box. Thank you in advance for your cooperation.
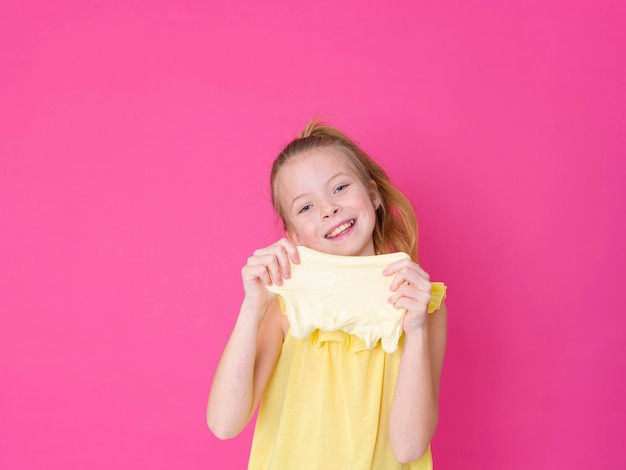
[326,220,354,238]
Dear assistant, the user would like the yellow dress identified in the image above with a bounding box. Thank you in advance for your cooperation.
[248,282,447,470]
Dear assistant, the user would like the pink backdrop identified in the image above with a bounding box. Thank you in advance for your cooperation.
[1,1,624,468]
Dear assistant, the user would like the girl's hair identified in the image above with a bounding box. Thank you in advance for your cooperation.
[270,120,419,262]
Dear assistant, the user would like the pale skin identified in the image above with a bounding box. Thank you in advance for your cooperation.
[207,150,447,464]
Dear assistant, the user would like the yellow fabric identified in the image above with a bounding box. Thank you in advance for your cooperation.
[248,282,447,470]
[267,246,411,353]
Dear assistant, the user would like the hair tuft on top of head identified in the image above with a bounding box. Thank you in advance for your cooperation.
[299,119,318,138]
[298,118,355,147]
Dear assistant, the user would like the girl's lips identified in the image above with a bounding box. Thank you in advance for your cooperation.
[325,219,356,239]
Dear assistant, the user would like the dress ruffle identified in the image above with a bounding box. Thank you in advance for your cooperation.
[428,281,447,313]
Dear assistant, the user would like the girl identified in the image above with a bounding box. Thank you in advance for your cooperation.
[207,121,448,469]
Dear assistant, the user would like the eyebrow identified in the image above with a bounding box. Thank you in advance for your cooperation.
[290,172,353,211]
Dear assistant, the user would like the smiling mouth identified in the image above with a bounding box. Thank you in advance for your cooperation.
[325,219,355,239]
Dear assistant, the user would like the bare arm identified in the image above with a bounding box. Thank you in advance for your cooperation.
[206,239,298,439]
[384,260,448,463]
[389,302,447,462]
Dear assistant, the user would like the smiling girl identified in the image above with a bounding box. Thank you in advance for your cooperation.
[207,121,447,469]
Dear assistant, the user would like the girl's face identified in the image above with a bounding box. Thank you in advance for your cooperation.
[277,147,380,257]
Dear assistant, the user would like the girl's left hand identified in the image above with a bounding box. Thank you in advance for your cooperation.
[383,259,432,333]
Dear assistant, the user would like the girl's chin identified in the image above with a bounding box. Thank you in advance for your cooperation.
[320,242,376,257]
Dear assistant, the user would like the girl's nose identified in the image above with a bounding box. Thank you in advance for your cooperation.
[323,206,340,219]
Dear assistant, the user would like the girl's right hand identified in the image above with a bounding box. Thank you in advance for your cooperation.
[241,238,300,312]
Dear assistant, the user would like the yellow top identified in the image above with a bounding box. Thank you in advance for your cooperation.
[248,282,447,470]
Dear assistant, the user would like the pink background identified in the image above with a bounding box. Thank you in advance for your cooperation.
[1,1,624,468]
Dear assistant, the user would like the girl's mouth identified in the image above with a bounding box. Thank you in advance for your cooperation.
[325,219,355,239]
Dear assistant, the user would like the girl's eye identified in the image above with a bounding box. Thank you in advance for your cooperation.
[298,204,312,214]
[335,184,349,193]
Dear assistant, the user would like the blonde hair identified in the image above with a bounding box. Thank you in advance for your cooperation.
[270,120,419,262]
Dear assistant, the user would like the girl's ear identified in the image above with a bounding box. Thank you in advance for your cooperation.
[369,180,381,209]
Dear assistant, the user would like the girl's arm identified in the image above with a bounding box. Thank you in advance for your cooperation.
[384,261,448,463]
[206,239,298,439]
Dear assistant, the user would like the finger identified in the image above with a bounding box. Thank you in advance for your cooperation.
[391,295,429,314]
[278,238,300,264]
[249,253,284,286]
[382,258,411,276]
[389,266,432,292]
[265,255,284,286]
[260,240,297,278]
[389,283,431,305]
[403,274,432,294]
[242,264,272,286]
[388,274,405,292]
[413,264,431,281]
[387,268,417,292]
[384,259,431,280]
[272,246,292,280]
[257,265,272,286]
